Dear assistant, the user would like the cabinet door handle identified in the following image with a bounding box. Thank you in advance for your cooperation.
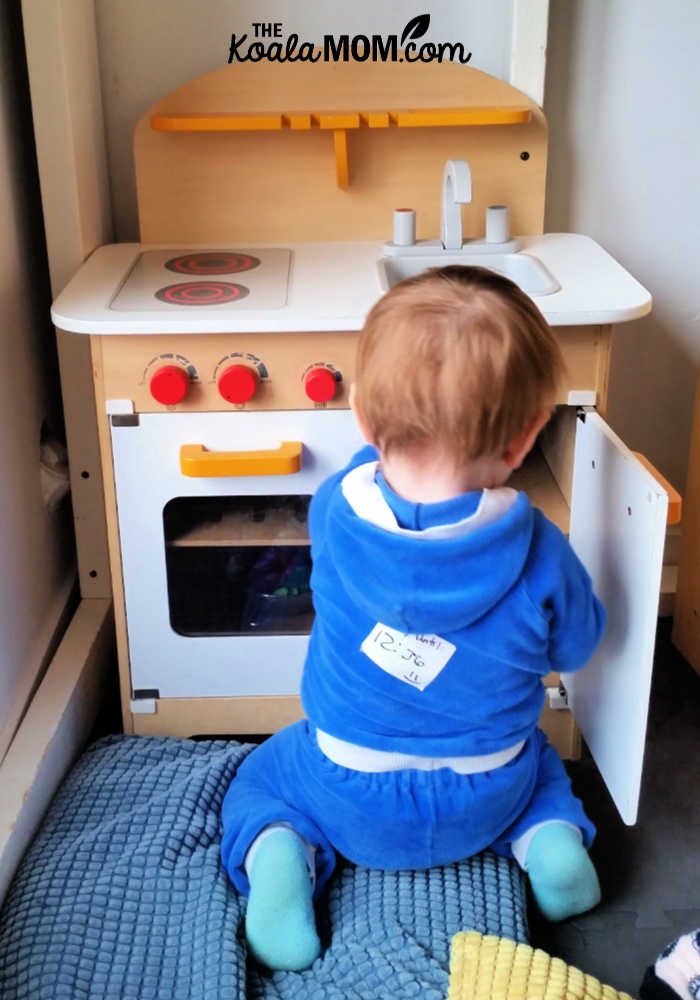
[632,452,682,525]
[180,441,302,477]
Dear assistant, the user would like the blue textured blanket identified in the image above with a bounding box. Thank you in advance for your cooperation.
[0,735,528,999]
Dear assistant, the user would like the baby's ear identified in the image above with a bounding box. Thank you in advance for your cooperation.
[502,410,550,469]
[349,384,376,446]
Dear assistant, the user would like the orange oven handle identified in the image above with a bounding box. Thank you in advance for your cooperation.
[179,441,302,477]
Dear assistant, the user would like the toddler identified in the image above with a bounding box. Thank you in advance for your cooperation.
[221,265,606,971]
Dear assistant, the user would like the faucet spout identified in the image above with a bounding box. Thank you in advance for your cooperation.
[441,159,472,251]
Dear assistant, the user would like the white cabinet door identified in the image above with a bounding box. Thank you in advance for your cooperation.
[563,411,668,825]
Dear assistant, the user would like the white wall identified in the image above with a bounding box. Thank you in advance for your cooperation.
[544,0,700,490]
[0,3,74,746]
[94,0,514,241]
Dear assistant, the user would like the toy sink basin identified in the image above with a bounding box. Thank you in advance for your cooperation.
[378,252,561,296]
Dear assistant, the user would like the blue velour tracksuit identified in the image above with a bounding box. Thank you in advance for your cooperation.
[221,446,606,897]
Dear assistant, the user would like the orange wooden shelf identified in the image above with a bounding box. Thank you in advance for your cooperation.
[151,112,284,132]
[151,106,530,132]
[391,107,530,127]
[151,105,532,189]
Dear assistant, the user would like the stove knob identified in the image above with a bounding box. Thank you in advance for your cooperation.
[218,364,258,404]
[149,364,189,405]
[304,366,337,403]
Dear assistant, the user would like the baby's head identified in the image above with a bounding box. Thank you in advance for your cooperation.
[352,265,564,476]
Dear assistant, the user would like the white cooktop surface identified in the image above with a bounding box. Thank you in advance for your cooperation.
[110,248,292,311]
[52,236,653,333]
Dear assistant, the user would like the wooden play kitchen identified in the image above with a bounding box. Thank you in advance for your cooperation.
[52,56,680,828]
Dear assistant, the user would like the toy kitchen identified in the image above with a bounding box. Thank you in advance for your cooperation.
[51,55,680,827]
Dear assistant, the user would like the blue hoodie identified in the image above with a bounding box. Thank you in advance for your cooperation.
[301,445,606,757]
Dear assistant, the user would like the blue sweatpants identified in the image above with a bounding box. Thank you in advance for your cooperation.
[221,721,595,899]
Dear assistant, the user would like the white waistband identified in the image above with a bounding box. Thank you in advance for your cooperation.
[316,729,525,775]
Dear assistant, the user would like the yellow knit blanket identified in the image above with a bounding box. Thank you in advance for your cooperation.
[448,932,636,1000]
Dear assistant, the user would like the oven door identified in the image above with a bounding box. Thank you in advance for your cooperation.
[110,409,365,698]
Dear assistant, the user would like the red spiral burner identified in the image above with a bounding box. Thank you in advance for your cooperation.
[154,282,249,306]
[164,251,260,275]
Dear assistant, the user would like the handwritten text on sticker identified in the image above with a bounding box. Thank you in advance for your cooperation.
[361,623,456,691]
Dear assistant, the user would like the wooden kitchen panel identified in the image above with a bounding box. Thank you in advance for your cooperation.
[90,339,135,734]
[135,60,547,243]
[554,324,611,413]
[131,695,306,739]
[94,326,610,414]
[129,693,578,759]
[150,104,533,191]
[137,124,546,246]
[509,446,570,535]
[538,404,578,508]
[95,331,359,413]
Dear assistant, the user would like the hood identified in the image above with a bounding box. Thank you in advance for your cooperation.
[321,462,535,634]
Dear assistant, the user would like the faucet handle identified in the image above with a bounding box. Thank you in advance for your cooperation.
[392,208,416,247]
[485,205,510,244]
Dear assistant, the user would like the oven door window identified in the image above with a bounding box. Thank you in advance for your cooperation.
[163,495,313,636]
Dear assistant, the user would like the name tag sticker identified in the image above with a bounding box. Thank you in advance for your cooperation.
[361,623,456,691]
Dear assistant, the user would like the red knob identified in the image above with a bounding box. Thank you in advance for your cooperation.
[218,364,258,404]
[304,366,337,403]
[149,364,189,405]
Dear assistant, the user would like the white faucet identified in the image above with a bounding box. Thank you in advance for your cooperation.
[441,159,472,251]
[383,157,519,260]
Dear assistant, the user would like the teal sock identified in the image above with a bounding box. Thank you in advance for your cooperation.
[245,830,321,971]
[525,823,601,922]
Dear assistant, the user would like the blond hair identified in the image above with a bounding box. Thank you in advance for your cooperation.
[355,265,564,463]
